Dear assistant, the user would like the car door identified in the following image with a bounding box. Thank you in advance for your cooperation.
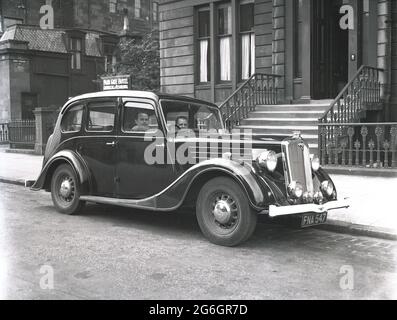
[77,98,118,197]
[116,98,176,199]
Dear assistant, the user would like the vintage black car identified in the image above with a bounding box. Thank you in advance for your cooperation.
[32,90,349,246]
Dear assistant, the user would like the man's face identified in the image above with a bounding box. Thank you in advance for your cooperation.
[177,118,188,129]
[136,113,149,127]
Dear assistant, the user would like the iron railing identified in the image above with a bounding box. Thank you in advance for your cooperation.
[318,123,397,168]
[219,73,281,129]
[8,120,36,149]
[0,123,9,144]
[319,66,384,124]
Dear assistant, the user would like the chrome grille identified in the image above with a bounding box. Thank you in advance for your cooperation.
[282,138,313,194]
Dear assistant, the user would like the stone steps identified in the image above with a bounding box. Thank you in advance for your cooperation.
[235,102,331,156]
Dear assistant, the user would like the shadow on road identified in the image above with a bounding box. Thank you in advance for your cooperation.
[73,203,312,247]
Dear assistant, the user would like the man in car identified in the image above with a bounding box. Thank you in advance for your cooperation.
[131,112,150,131]
[176,116,188,130]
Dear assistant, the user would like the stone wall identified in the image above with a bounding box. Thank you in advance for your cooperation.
[254,0,273,74]
[1,0,155,35]
[159,3,194,96]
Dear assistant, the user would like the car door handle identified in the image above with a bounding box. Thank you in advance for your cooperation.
[106,141,117,147]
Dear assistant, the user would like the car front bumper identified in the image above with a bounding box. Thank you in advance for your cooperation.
[268,198,350,218]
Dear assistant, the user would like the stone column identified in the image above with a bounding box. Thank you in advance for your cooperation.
[33,107,59,155]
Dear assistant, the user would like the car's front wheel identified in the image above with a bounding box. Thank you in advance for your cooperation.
[196,177,257,246]
[51,164,85,215]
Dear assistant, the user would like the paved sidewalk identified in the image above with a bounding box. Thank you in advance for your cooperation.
[0,150,396,239]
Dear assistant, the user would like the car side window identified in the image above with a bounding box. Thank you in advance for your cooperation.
[122,102,159,133]
[86,101,116,132]
[61,104,84,133]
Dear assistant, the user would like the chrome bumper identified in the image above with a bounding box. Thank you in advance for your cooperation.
[269,198,350,218]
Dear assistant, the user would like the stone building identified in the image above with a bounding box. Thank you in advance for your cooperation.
[158,0,396,122]
[0,0,159,122]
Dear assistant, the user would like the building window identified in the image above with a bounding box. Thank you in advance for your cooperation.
[109,0,117,13]
[104,44,116,73]
[294,0,303,78]
[240,2,255,80]
[70,38,82,70]
[197,9,211,83]
[153,2,159,22]
[218,4,232,82]
[135,0,141,18]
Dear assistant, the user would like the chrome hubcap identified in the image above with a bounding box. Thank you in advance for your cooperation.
[213,200,232,224]
[211,194,238,229]
[59,178,72,199]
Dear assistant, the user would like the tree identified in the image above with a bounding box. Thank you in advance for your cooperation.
[103,32,160,91]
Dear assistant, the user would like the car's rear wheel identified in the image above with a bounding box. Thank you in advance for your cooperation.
[51,164,85,215]
[196,177,257,247]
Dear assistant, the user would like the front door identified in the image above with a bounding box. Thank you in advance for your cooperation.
[77,98,118,197]
[21,93,37,120]
[312,0,348,99]
[116,98,175,199]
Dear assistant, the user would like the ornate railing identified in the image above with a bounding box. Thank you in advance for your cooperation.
[220,73,281,129]
[0,123,9,144]
[318,123,397,168]
[319,66,384,124]
[8,120,36,149]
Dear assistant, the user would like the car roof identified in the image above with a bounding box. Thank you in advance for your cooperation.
[62,90,219,113]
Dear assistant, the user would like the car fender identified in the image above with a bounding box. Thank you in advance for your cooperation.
[154,159,273,211]
[31,150,90,192]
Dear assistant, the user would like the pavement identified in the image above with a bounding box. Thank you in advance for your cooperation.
[0,147,396,240]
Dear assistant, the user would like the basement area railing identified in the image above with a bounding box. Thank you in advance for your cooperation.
[318,123,397,169]
[8,120,36,149]
[319,66,384,124]
[220,73,282,130]
[0,123,9,144]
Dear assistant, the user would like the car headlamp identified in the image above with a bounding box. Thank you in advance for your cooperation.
[320,180,334,197]
[314,191,324,204]
[257,150,278,172]
[287,181,303,199]
[311,156,320,172]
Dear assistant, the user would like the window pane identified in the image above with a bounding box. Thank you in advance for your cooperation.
[219,37,231,81]
[87,101,116,132]
[123,102,158,132]
[240,3,254,32]
[198,11,210,37]
[241,33,255,80]
[153,2,158,21]
[241,34,250,80]
[109,0,117,13]
[218,5,231,35]
[294,0,303,78]
[61,105,83,132]
[135,0,141,18]
[76,52,81,70]
[199,39,209,82]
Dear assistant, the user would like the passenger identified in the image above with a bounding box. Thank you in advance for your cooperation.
[175,116,188,131]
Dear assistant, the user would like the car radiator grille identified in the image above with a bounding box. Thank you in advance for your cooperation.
[282,139,314,194]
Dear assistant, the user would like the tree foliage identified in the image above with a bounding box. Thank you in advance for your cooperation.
[103,32,160,91]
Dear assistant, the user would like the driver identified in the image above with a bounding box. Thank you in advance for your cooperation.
[131,112,150,131]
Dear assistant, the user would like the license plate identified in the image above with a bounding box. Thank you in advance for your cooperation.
[301,212,327,228]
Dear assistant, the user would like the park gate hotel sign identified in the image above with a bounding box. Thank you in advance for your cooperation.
[102,75,131,91]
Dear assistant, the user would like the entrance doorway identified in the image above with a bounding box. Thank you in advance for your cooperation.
[311,0,349,99]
